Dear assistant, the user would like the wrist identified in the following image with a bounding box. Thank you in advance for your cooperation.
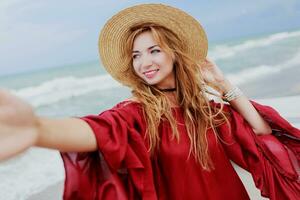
[222,85,244,102]
[217,79,234,95]
[33,117,43,146]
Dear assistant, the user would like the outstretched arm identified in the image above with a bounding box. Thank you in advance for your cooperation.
[201,58,272,135]
[0,89,97,161]
[36,117,97,152]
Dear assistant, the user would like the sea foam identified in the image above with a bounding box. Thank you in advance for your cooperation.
[227,49,300,85]
[12,74,122,107]
[0,148,64,200]
[210,30,300,60]
[11,48,300,107]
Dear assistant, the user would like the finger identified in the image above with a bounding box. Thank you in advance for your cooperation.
[205,57,214,62]
[198,59,207,67]
[206,57,218,67]
[0,89,27,108]
[0,106,17,123]
[0,89,14,104]
[0,88,10,98]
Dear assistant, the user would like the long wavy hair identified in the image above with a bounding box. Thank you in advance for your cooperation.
[123,23,229,170]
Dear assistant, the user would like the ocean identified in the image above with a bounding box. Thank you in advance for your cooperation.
[0,29,300,199]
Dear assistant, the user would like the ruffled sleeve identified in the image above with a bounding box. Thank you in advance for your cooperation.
[60,101,157,200]
[216,100,300,200]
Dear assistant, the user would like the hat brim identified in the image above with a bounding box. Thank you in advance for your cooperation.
[99,3,208,86]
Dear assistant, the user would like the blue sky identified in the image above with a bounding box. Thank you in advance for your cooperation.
[1,0,300,76]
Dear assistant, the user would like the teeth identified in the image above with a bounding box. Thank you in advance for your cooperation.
[145,71,155,75]
[144,69,158,75]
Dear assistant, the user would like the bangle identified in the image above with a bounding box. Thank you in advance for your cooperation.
[223,86,243,102]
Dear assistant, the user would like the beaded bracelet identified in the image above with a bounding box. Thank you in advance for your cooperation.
[223,86,243,102]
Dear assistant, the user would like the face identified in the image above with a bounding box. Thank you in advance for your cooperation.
[132,31,175,89]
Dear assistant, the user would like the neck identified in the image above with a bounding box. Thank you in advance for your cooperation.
[157,87,177,92]
[162,88,179,107]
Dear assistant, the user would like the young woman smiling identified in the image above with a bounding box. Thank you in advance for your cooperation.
[0,3,299,200]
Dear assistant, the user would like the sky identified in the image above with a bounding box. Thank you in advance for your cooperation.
[0,0,300,76]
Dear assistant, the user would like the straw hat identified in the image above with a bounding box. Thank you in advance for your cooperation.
[99,3,208,86]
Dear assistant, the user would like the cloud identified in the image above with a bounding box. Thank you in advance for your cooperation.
[1,0,299,75]
[0,0,89,74]
[1,22,87,52]
[190,0,299,24]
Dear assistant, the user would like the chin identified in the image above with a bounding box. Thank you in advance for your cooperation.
[143,79,160,86]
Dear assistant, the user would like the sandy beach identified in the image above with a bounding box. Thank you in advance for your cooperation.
[1,1,299,198]
[28,181,64,200]
[25,95,300,200]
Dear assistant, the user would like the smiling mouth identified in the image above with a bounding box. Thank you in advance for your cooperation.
[143,69,159,78]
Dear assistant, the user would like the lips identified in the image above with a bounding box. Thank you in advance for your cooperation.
[143,69,159,79]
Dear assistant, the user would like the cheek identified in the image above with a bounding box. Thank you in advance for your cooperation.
[132,63,143,79]
[159,53,174,66]
[132,61,139,73]
[162,57,174,72]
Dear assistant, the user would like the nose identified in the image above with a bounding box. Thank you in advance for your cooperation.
[141,54,153,69]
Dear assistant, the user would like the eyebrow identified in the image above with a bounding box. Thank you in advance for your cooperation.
[132,45,159,53]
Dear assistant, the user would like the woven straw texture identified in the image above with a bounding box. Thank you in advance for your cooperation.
[99,3,208,86]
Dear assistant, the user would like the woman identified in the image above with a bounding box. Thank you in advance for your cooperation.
[0,4,299,200]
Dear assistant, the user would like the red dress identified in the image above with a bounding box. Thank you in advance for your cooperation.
[61,100,300,200]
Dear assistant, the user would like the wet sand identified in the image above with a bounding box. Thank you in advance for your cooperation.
[27,181,64,200]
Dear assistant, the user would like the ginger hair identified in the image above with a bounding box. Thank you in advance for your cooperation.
[123,23,229,170]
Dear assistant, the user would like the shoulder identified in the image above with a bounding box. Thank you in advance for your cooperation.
[105,99,146,129]
[113,96,142,111]
[107,98,144,120]
[114,97,141,110]
[124,96,141,103]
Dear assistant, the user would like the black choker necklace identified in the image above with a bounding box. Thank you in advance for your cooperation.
[158,88,177,92]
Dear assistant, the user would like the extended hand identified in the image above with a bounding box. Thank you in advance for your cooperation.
[0,89,38,160]
[199,58,231,94]
[200,58,225,84]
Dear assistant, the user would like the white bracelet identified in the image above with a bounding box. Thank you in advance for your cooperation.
[223,86,243,102]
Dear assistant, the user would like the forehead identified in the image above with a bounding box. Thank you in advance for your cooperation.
[132,31,158,50]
